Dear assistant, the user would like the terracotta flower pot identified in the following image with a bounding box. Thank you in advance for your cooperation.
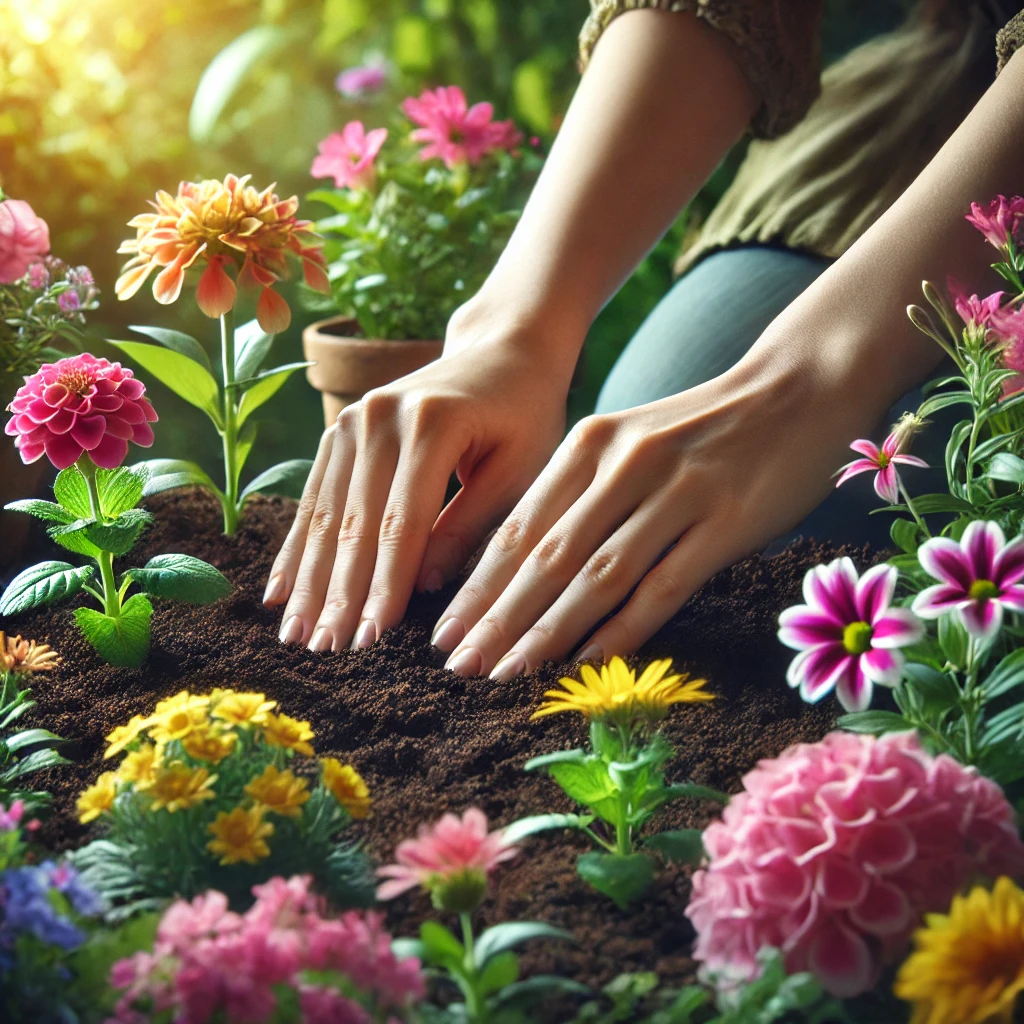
[302,316,444,429]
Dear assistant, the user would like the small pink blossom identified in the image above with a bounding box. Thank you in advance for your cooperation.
[0,198,50,284]
[965,194,1024,250]
[779,559,924,712]
[0,799,25,831]
[5,353,157,470]
[311,122,388,191]
[300,985,371,1024]
[954,289,1006,331]
[335,64,387,99]
[835,430,928,505]
[401,86,522,169]
[26,261,49,290]
[911,520,1024,641]
[686,731,1024,998]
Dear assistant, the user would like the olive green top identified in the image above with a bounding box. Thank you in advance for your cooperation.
[579,1,1024,274]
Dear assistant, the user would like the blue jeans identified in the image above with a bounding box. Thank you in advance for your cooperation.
[595,246,946,551]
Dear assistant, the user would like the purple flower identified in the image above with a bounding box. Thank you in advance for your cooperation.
[835,430,928,504]
[911,521,1024,641]
[26,261,49,290]
[42,860,105,917]
[965,194,1024,250]
[0,866,86,950]
[335,64,387,99]
[57,289,81,313]
[67,265,94,287]
[779,559,924,712]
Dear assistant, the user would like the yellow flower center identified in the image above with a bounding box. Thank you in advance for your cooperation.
[842,621,874,656]
[969,579,1000,601]
[56,367,92,396]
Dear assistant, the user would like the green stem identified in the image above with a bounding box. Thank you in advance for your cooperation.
[897,480,930,537]
[79,460,120,617]
[219,308,240,535]
[459,913,484,1023]
[960,638,982,765]
[964,409,984,502]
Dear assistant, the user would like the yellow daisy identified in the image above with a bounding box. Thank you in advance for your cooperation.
[147,762,218,813]
[213,692,277,727]
[895,876,1024,1024]
[261,712,315,756]
[320,758,371,819]
[207,806,274,865]
[104,714,153,759]
[118,743,161,790]
[182,726,238,764]
[244,764,310,818]
[150,701,209,744]
[77,771,119,824]
[152,690,210,717]
[532,656,713,725]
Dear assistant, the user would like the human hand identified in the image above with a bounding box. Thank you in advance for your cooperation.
[264,302,571,651]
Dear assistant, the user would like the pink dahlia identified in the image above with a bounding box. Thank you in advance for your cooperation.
[401,85,522,169]
[835,430,928,505]
[376,807,518,912]
[911,520,1024,641]
[686,730,1024,998]
[311,122,388,191]
[779,559,924,712]
[335,64,387,99]
[5,354,157,470]
[965,194,1024,250]
[0,198,50,284]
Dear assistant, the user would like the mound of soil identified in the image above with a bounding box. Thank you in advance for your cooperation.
[6,489,862,1011]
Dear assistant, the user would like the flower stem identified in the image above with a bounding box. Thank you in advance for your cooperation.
[79,460,120,617]
[219,308,240,535]
[897,480,930,537]
[459,913,484,1023]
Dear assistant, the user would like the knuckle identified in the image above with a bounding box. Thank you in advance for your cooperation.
[359,388,399,427]
[490,514,530,557]
[568,414,614,454]
[378,504,418,547]
[404,391,445,434]
[308,503,337,540]
[579,548,630,591]
[336,404,360,433]
[643,566,684,604]
[529,530,575,577]
[337,508,369,547]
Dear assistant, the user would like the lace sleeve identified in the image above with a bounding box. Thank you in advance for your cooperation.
[578,0,824,138]
[996,10,1024,73]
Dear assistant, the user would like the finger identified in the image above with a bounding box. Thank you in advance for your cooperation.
[264,423,335,607]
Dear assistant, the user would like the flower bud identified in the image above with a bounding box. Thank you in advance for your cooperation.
[428,867,489,914]
[889,412,927,454]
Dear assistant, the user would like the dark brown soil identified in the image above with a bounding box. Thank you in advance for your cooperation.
[4,489,860,1012]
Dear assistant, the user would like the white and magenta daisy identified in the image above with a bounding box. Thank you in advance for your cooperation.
[912,520,1024,641]
[779,559,924,712]
[835,430,928,504]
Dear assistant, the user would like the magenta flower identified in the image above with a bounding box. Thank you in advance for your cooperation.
[954,289,1005,332]
[26,260,49,290]
[376,807,518,912]
[401,86,522,169]
[779,559,923,712]
[911,520,1024,641]
[311,121,388,191]
[965,194,1024,250]
[0,198,50,284]
[686,731,1024,998]
[335,64,387,99]
[5,354,157,470]
[835,430,928,504]
[0,799,24,832]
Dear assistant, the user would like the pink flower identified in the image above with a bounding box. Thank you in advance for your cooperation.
[376,807,518,912]
[5,353,157,470]
[965,194,1024,250]
[779,559,924,712]
[335,64,387,98]
[26,261,49,290]
[954,290,1005,331]
[157,891,237,949]
[686,731,1024,998]
[835,430,928,504]
[0,198,50,284]
[0,799,24,831]
[911,520,1024,641]
[401,86,522,169]
[311,122,388,191]
[300,985,371,1024]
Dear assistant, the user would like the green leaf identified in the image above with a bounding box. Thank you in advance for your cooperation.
[74,594,153,667]
[5,728,63,752]
[46,521,103,558]
[915,391,973,417]
[576,852,655,910]
[981,647,1024,699]
[240,459,312,501]
[523,748,587,772]
[549,759,617,807]
[237,363,308,425]
[234,318,275,381]
[902,664,959,710]
[836,710,913,735]
[108,341,222,426]
[97,466,145,518]
[986,452,1024,485]
[491,976,591,1012]
[54,467,92,518]
[126,554,231,605]
[982,703,1024,748]
[3,499,76,524]
[938,613,969,669]
[236,420,257,479]
[644,829,705,865]
[129,325,212,374]
[418,920,463,968]
[136,458,220,498]
[650,782,730,805]
[478,950,519,995]
[84,509,154,556]
[890,518,921,555]
[0,561,94,615]
[2,747,70,780]
[502,813,593,844]
[474,922,574,969]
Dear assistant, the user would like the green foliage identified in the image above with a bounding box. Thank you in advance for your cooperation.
[74,594,154,669]
[0,672,69,811]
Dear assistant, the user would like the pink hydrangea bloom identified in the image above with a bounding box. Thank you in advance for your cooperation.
[300,985,371,1024]
[336,64,387,99]
[779,559,924,712]
[5,353,157,470]
[686,730,1024,998]
[401,86,522,169]
[311,122,388,191]
[0,198,50,284]
[911,520,1024,641]
[965,194,1024,250]
[835,430,928,505]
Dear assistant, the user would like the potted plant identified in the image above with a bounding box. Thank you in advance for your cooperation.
[303,85,539,427]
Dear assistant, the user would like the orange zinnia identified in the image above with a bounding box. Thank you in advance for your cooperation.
[115,174,330,333]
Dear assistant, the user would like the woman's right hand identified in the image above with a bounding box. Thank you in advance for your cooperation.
[263,297,573,652]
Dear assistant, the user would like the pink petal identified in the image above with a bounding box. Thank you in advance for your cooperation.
[796,644,852,703]
[873,465,899,504]
[814,858,869,909]
[131,421,155,447]
[103,416,135,440]
[118,377,145,401]
[849,439,882,461]
[778,608,843,649]
[806,921,873,998]
[998,584,1024,612]
[834,660,874,712]
[803,559,859,623]
[917,537,973,589]
[834,461,878,489]
[912,583,969,618]
[855,564,896,623]
[993,536,1024,588]
[46,408,75,435]
[853,819,916,873]
[848,881,912,936]
[959,598,1003,641]
[88,434,129,470]
[891,454,928,468]
[43,432,84,470]
[69,414,107,451]
[961,520,1002,580]
[870,608,924,648]
[860,647,902,686]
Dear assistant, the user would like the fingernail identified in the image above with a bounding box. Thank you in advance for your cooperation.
[352,619,377,651]
[308,627,333,653]
[279,615,304,645]
[576,642,603,664]
[490,651,525,682]
[446,647,482,676]
[421,568,444,593]
[263,574,285,606]
[431,617,465,652]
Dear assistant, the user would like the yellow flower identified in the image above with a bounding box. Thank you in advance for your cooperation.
[150,698,209,744]
[244,764,310,818]
[207,806,274,865]
[182,726,238,764]
[261,712,315,757]
[118,743,161,790]
[532,656,713,725]
[152,691,210,717]
[895,876,1024,1024]
[147,762,218,813]
[0,632,59,675]
[104,714,153,759]
[320,758,371,819]
[77,772,119,824]
[213,692,277,728]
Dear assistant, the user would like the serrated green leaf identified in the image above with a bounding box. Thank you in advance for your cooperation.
[54,467,92,517]
[126,554,231,604]
[549,760,617,807]
[97,466,145,518]
[576,852,654,909]
[237,363,307,425]
[48,521,103,558]
[644,829,705,865]
[240,459,312,501]
[129,325,212,374]
[234,318,275,380]
[502,813,593,843]
[0,561,94,615]
[85,509,154,556]
[3,499,76,524]
[74,594,152,667]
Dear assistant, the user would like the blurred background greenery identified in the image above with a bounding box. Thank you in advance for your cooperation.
[0,0,911,480]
